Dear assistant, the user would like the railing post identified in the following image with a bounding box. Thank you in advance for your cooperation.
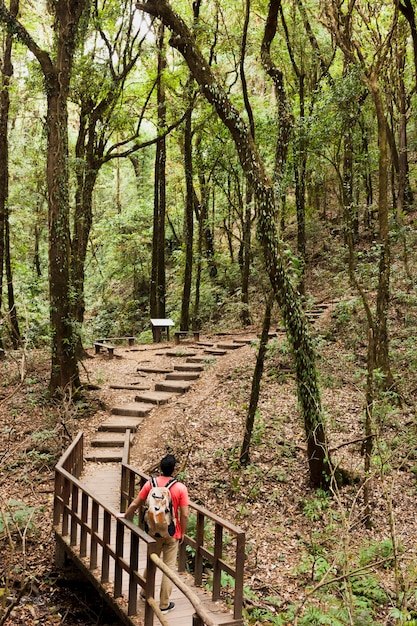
[53,471,63,526]
[90,501,99,570]
[144,543,157,626]
[194,511,205,586]
[233,531,245,620]
[80,492,89,557]
[212,523,223,601]
[61,478,70,537]
[128,533,139,616]
[114,519,124,598]
[70,483,79,546]
[101,510,111,583]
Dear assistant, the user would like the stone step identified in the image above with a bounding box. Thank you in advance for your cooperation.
[98,416,143,432]
[155,381,191,393]
[216,343,242,350]
[84,448,124,462]
[134,391,173,405]
[137,366,173,374]
[110,384,150,391]
[111,402,154,417]
[196,342,215,347]
[174,364,204,372]
[165,372,200,381]
[232,339,253,345]
[91,432,131,447]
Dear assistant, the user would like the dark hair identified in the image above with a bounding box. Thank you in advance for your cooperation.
[160,454,176,476]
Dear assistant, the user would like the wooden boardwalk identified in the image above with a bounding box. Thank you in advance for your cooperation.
[78,464,240,625]
[55,434,245,626]
[54,335,256,625]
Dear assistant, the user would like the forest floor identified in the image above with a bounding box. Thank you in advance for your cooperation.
[1,290,417,625]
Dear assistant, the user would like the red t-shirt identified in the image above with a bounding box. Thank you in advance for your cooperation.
[139,476,189,539]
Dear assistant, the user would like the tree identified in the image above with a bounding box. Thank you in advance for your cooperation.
[0,0,21,355]
[71,0,148,353]
[150,23,167,330]
[0,0,89,394]
[324,0,397,392]
[137,0,332,487]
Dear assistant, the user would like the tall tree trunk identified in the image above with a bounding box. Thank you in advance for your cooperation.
[240,294,273,466]
[180,98,193,331]
[138,0,332,487]
[239,0,253,327]
[369,77,395,392]
[71,158,97,357]
[0,0,86,394]
[0,0,16,358]
[150,24,166,337]
[0,0,21,355]
[294,73,306,296]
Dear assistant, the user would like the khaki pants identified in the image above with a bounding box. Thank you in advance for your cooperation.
[143,536,178,609]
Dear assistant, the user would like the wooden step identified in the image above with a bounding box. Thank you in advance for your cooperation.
[174,364,204,372]
[98,416,143,432]
[165,350,197,358]
[232,338,253,345]
[91,432,133,447]
[109,384,150,391]
[216,343,242,350]
[165,372,200,381]
[84,448,124,462]
[204,348,227,355]
[137,366,173,374]
[111,402,154,417]
[155,380,191,393]
[134,391,173,405]
[186,356,208,363]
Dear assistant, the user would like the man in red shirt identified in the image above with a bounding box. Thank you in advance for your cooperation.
[121,454,189,614]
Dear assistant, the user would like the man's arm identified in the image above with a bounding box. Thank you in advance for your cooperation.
[178,505,189,543]
[119,495,145,520]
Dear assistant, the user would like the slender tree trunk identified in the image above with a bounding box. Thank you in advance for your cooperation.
[240,294,273,466]
[369,78,395,392]
[294,74,306,296]
[150,24,167,336]
[239,0,253,327]
[0,0,21,355]
[364,328,374,529]
[138,0,332,486]
[180,98,193,331]
[5,204,20,347]
[71,160,97,357]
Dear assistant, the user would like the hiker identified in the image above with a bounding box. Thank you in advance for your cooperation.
[119,454,189,615]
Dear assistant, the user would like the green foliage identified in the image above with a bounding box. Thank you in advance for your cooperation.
[0,500,41,539]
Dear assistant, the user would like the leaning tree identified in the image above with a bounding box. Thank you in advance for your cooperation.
[137,0,332,487]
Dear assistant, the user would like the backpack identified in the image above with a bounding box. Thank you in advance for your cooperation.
[142,477,177,538]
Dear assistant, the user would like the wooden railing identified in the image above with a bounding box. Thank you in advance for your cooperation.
[120,461,245,622]
[54,433,245,625]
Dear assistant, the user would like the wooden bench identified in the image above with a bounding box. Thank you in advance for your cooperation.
[97,336,135,346]
[174,330,200,345]
[94,342,115,358]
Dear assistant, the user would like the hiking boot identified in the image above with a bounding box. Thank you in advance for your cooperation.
[160,602,175,614]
